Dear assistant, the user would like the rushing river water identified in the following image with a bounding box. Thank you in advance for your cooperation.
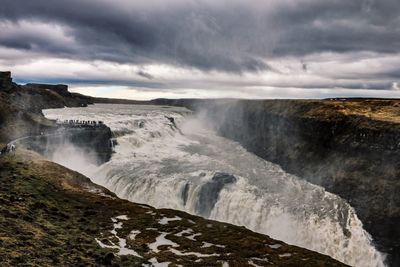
[44,104,386,266]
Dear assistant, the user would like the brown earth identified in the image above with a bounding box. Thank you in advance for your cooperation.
[0,149,347,267]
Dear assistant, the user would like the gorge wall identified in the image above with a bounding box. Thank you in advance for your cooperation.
[0,72,112,164]
[164,98,399,266]
[0,71,93,143]
[93,96,400,265]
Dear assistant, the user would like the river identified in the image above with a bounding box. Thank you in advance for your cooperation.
[43,104,386,266]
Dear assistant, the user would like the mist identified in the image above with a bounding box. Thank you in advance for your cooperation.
[45,141,99,177]
[41,103,388,266]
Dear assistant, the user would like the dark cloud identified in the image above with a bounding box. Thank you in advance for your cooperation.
[15,77,165,89]
[1,0,399,73]
[137,70,154,80]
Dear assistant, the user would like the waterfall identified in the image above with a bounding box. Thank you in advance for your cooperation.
[44,104,386,267]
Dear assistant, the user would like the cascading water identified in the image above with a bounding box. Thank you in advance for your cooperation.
[44,104,386,267]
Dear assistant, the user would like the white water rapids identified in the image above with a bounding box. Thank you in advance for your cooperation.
[44,104,386,266]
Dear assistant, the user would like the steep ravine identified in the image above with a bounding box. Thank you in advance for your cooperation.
[0,72,349,266]
[162,99,400,266]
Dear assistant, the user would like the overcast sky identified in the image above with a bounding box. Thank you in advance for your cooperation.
[1,0,399,99]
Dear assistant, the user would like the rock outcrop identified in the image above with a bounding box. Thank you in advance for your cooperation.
[0,71,12,91]
[0,71,112,165]
[17,123,113,165]
[0,71,94,143]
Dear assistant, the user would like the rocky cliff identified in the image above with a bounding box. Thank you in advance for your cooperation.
[161,98,400,266]
[0,72,93,143]
[0,71,12,91]
[0,71,111,166]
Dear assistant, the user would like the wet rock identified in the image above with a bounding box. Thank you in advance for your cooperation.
[196,172,237,216]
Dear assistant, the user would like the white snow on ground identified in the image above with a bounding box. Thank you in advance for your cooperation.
[201,242,213,248]
[279,253,292,257]
[186,233,202,241]
[169,248,220,257]
[95,216,141,258]
[137,204,151,209]
[129,230,141,240]
[158,216,182,225]
[116,215,129,220]
[110,221,122,235]
[249,257,271,266]
[175,228,193,237]
[201,242,225,248]
[118,238,141,256]
[148,232,179,253]
[269,244,282,249]
[85,187,116,199]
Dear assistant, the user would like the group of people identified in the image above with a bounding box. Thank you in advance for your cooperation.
[61,119,104,127]
[0,143,16,155]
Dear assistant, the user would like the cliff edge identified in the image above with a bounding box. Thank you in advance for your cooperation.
[163,98,400,266]
[0,71,93,143]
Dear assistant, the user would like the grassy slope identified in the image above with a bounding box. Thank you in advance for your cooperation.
[0,150,346,267]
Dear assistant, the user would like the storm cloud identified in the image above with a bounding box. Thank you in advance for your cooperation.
[0,0,399,98]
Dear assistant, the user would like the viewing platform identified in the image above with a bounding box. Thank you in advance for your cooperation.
[56,119,105,128]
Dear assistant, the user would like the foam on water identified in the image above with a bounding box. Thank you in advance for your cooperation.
[44,104,386,266]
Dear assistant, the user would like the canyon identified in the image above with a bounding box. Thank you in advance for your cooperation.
[1,71,399,266]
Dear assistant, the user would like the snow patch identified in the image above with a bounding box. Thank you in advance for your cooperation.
[158,216,181,225]
[268,244,282,249]
[169,248,220,257]
[148,232,179,253]
[95,216,141,257]
[129,230,141,240]
[175,228,193,237]
[186,233,202,241]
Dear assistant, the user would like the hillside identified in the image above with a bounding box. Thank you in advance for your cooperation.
[0,149,346,266]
